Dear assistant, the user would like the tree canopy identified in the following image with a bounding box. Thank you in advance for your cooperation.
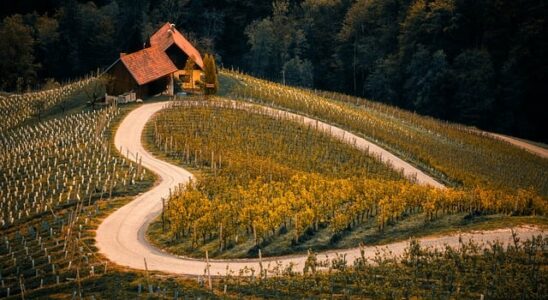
[0,0,546,142]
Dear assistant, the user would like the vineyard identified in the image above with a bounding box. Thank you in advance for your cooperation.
[222,70,548,196]
[0,76,98,132]
[0,73,546,298]
[223,235,547,299]
[0,83,154,298]
[147,100,546,259]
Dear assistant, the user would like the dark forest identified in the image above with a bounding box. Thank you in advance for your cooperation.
[1,0,546,142]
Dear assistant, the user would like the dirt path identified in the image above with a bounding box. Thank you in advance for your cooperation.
[95,101,544,276]
[486,132,548,159]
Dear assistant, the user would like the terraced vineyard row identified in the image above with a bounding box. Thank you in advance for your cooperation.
[0,76,97,132]
[223,70,548,196]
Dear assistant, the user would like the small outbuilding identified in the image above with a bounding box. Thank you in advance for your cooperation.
[105,22,205,99]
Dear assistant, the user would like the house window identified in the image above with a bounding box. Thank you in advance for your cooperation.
[179,74,191,83]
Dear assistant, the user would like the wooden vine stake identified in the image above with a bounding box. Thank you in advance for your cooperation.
[144,257,150,288]
[219,222,223,252]
[205,250,212,290]
[258,249,264,280]
[19,276,25,300]
[161,197,165,233]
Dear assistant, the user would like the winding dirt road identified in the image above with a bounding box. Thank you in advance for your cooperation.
[487,132,548,159]
[96,100,544,276]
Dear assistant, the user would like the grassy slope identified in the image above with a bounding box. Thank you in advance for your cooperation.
[148,212,546,259]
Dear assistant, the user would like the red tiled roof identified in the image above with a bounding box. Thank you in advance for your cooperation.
[120,47,178,85]
[150,23,205,70]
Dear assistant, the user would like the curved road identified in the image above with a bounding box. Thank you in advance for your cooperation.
[96,100,544,276]
[487,132,548,159]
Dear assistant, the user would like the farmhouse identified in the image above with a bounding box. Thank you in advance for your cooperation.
[106,23,204,99]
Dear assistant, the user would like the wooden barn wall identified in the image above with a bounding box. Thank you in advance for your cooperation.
[107,62,139,96]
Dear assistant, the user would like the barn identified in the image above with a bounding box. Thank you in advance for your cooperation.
[106,23,204,99]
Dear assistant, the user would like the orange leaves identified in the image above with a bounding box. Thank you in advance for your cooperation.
[156,103,546,253]
[166,167,546,249]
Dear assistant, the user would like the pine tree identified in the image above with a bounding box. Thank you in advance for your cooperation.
[211,56,219,94]
[203,54,219,95]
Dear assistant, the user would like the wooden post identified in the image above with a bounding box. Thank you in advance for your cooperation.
[19,276,25,300]
[219,222,223,252]
[259,249,263,279]
[144,257,149,288]
[161,198,165,233]
[76,268,82,298]
[205,250,212,290]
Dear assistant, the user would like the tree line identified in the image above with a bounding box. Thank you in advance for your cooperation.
[243,0,547,142]
[1,0,546,142]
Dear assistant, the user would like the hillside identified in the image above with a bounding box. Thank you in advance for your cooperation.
[2,0,546,142]
[0,75,546,298]
[221,70,548,195]
[0,84,211,298]
[1,0,547,296]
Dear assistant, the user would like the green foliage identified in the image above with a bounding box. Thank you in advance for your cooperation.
[244,0,545,142]
[2,0,546,141]
[405,47,453,116]
[399,0,459,60]
[245,18,276,78]
[338,0,401,95]
[366,55,402,105]
[283,56,313,88]
[452,49,495,126]
[244,0,308,81]
[34,15,61,79]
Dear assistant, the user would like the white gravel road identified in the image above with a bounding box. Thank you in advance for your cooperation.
[95,100,545,276]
